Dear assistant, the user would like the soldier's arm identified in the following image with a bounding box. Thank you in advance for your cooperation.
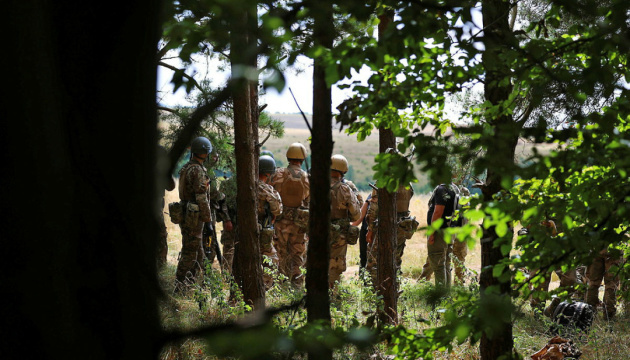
[352,201,369,227]
[346,186,362,222]
[302,172,310,208]
[268,188,283,217]
[190,167,212,222]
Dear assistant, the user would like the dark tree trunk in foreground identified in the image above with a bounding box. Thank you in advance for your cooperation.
[306,0,334,359]
[376,13,398,325]
[231,8,265,309]
[480,0,518,358]
[0,1,163,359]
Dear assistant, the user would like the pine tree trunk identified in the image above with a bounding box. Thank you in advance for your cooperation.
[0,1,163,358]
[306,0,333,359]
[479,0,518,358]
[231,9,265,310]
[375,13,398,325]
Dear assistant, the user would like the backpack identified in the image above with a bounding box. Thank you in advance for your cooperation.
[549,301,594,336]
[276,167,307,208]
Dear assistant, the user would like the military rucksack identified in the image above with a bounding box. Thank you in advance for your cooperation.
[549,301,594,336]
[276,167,307,208]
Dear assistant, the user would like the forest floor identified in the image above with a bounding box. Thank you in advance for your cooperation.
[160,187,630,359]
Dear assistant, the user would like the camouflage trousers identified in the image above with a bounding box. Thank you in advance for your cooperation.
[158,211,168,267]
[220,229,235,274]
[175,221,205,289]
[274,219,307,287]
[427,230,451,287]
[420,235,467,284]
[329,239,348,288]
[585,252,621,319]
[260,227,279,290]
[365,231,409,286]
[530,268,579,316]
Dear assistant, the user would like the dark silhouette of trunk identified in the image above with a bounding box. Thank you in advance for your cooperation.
[306,0,333,359]
[479,0,518,358]
[0,1,163,359]
[230,8,265,309]
[376,13,398,325]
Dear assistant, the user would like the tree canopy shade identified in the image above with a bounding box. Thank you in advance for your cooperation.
[0,1,164,358]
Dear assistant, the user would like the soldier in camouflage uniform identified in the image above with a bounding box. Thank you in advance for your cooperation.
[271,143,310,287]
[585,248,622,319]
[219,175,237,274]
[329,154,362,288]
[257,155,283,290]
[365,182,417,286]
[175,137,214,290]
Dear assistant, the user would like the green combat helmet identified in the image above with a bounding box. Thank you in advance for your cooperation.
[261,150,274,159]
[259,155,276,175]
[191,136,212,155]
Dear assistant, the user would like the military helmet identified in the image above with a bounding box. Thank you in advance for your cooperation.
[259,155,276,174]
[191,136,212,155]
[261,150,275,159]
[286,143,307,160]
[331,154,349,173]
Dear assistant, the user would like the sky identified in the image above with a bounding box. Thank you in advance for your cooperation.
[157,55,372,114]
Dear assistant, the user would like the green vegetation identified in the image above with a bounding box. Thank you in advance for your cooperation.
[159,261,630,359]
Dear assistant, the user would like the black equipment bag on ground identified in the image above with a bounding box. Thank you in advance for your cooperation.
[549,301,594,336]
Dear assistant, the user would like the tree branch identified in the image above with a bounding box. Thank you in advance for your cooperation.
[158,61,207,96]
[168,84,232,174]
[159,297,305,345]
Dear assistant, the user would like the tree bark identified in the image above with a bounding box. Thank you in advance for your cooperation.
[480,0,518,358]
[306,0,334,359]
[376,13,398,325]
[230,9,265,310]
[0,1,163,359]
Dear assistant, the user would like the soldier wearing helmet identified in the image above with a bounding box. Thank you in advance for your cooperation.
[174,136,214,291]
[270,143,310,287]
[257,155,283,290]
[329,154,362,288]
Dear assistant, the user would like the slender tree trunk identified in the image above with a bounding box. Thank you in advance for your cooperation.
[0,1,163,359]
[376,13,398,325]
[230,9,264,309]
[306,0,333,359]
[480,0,518,358]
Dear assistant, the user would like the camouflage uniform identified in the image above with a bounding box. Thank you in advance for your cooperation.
[329,177,362,287]
[205,185,231,267]
[257,180,283,290]
[271,163,310,287]
[175,160,212,288]
[585,249,622,319]
[219,176,237,274]
[365,184,417,285]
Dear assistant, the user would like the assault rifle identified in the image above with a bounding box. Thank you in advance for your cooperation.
[203,222,223,266]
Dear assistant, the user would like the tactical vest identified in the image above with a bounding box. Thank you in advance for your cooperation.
[178,162,204,202]
[330,180,349,220]
[396,186,413,213]
[277,167,306,207]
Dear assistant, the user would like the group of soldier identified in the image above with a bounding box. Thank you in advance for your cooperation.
[162,136,626,320]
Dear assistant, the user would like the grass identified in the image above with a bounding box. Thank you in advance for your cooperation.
[160,123,621,358]
[161,184,630,359]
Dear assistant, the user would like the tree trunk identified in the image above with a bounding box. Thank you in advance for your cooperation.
[306,0,334,359]
[376,13,398,325]
[479,0,518,358]
[0,1,163,359]
[230,9,265,310]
